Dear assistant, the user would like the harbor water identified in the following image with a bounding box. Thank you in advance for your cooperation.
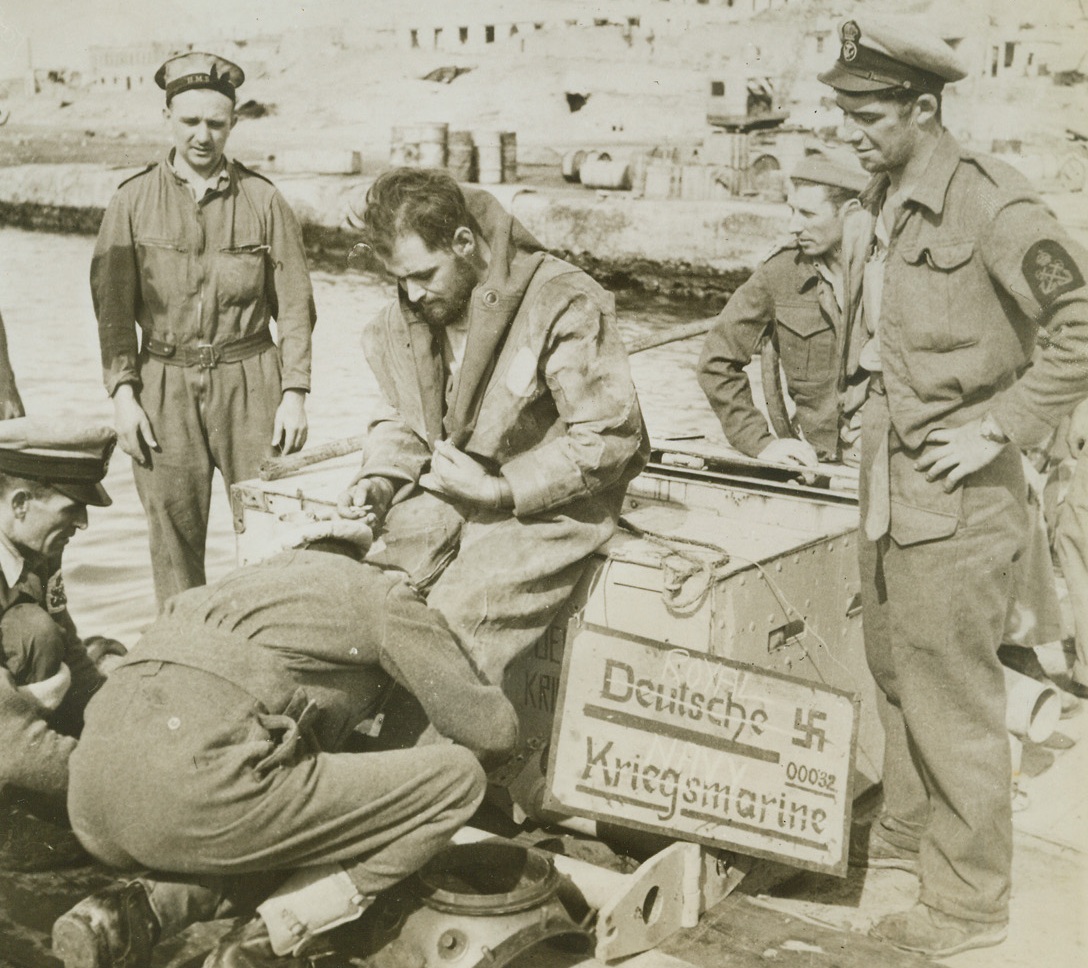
[0,226,725,645]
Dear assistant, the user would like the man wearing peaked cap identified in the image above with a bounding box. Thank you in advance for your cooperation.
[699,151,866,471]
[92,48,316,608]
[0,418,126,872]
[820,13,1088,958]
[818,15,968,96]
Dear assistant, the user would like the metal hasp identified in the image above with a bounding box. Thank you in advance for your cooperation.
[582,841,745,962]
[448,829,744,964]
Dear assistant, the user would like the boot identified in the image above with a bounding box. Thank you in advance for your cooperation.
[202,916,336,968]
[51,880,160,968]
[871,902,1007,957]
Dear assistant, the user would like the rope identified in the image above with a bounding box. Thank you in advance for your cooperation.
[614,515,880,780]
[617,515,731,616]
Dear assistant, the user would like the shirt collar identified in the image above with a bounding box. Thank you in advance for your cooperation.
[167,149,231,199]
[813,256,844,310]
[858,130,963,219]
[901,130,962,217]
[0,530,25,588]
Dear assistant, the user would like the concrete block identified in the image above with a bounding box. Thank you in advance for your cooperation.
[269,149,362,175]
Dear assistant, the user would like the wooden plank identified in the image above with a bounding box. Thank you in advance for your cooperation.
[660,893,933,968]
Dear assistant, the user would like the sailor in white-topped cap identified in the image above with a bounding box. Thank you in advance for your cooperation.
[819,14,1088,959]
[154,50,245,106]
[0,418,125,872]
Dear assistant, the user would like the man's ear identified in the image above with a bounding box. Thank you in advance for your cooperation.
[451,226,476,258]
[10,488,31,520]
[914,93,940,127]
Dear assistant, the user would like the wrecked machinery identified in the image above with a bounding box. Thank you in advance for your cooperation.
[231,437,880,966]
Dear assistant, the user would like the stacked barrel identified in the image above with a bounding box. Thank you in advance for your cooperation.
[390,125,517,184]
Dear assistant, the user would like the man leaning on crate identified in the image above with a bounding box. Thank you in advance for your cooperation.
[338,168,648,685]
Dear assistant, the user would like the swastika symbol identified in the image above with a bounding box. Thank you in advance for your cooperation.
[792,707,828,751]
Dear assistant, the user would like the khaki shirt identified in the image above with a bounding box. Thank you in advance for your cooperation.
[842,131,1088,452]
[698,243,844,459]
[91,154,316,396]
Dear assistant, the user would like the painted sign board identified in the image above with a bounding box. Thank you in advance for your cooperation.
[544,622,859,875]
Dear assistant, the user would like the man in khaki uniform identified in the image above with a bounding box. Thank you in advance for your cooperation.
[698,153,867,468]
[52,525,516,968]
[91,51,315,607]
[821,16,1088,957]
[0,419,122,871]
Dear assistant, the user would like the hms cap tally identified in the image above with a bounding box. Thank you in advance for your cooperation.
[818,16,968,95]
[154,51,245,102]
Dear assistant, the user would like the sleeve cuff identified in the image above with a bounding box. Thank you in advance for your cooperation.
[500,450,583,517]
[989,394,1059,450]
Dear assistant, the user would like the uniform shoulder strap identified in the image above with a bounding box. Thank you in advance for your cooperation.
[232,158,277,187]
[116,162,158,189]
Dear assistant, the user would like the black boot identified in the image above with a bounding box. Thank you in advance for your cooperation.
[202,916,337,968]
[51,880,160,968]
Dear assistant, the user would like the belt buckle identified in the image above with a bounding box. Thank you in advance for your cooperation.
[197,343,218,369]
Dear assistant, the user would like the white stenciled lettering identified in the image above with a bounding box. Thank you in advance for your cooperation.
[599,658,768,742]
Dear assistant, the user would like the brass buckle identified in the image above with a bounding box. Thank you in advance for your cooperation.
[197,343,218,369]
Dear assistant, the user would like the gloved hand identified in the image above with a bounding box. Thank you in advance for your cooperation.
[337,474,396,527]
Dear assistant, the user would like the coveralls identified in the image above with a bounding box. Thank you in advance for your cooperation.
[91,155,316,605]
[356,190,648,682]
[67,550,515,934]
[698,241,844,460]
[842,132,1088,924]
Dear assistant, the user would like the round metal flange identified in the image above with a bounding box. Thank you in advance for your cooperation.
[415,842,560,916]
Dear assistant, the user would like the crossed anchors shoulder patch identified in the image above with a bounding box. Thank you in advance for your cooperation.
[1023,240,1085,307]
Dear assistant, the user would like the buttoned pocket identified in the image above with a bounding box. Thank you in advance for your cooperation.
[776,303,836,384]
[887,446,962,547]
[897,239,981,352]
[216,243,268,307]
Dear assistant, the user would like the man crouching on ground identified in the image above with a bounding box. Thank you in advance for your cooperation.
[51,519,517,968]
[0,419,125,872]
